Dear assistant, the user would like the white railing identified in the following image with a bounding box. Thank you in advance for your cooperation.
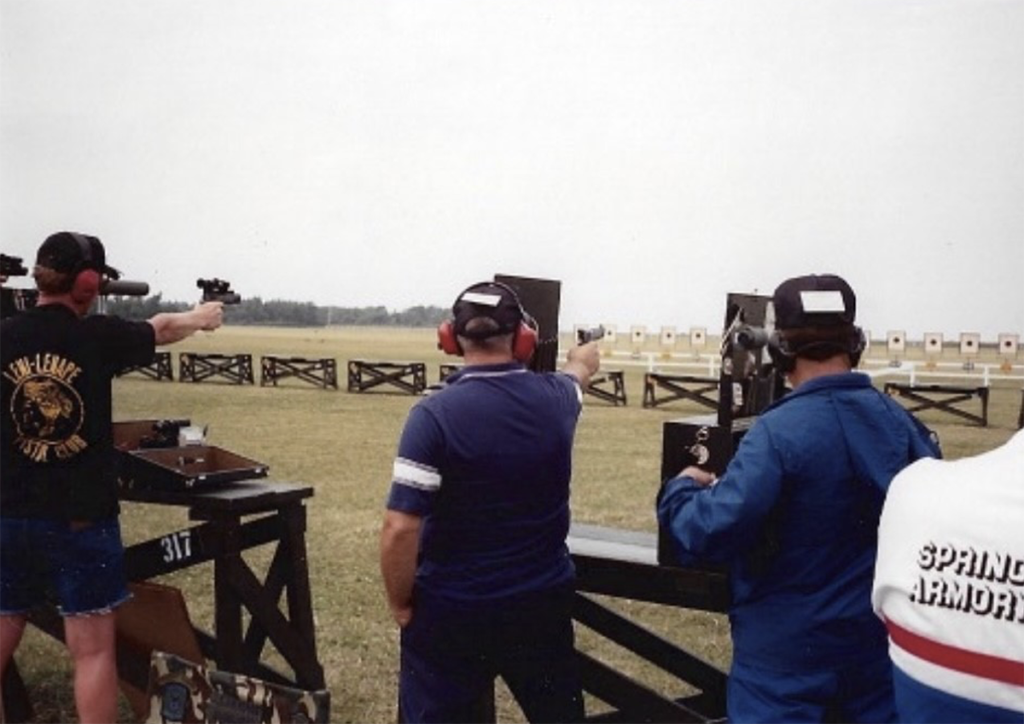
[560,348,1024,387]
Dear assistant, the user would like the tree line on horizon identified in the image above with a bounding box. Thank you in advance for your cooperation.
[102,294,448,327]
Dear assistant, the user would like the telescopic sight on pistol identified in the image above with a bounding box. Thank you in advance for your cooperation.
[197,278,241,304]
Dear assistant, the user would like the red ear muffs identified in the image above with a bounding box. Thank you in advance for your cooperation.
[437,320,461,356]
[512,319,538,363]
[70,269,101,304]
[437,318,538,361]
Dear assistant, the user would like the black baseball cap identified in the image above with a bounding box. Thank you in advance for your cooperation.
[35,231,116,277]
[452,281,525,338]
[772,274,856,330]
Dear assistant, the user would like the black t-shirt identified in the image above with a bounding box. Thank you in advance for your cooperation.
[1,303,156,519]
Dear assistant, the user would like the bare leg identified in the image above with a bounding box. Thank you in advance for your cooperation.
[64,612,118,724]
[0,615,28,723]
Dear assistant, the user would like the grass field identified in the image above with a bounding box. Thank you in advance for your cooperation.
[9,325,1022,723]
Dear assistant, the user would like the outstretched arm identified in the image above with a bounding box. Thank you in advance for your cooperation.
[148,301,223,346]
[562,340,601,389]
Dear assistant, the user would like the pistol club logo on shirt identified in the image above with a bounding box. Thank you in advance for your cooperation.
[4,353,88,463]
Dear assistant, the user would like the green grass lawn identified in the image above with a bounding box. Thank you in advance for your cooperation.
[9,325,1021,723]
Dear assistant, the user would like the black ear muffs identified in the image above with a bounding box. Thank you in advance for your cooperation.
[768,331,797,374]
[849,327,866,367]
[768,326,866,372]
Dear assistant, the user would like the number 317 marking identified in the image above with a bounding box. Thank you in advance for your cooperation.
[160,530,193,563]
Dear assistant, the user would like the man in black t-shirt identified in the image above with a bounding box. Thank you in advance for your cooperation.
[0,231,223,723]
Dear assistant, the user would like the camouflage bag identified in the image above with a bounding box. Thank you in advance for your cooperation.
[145,650,330,724]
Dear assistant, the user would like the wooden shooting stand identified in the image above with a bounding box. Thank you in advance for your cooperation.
[179,352,255,385]
[461,524,730,723]
[116,351,174,381]
[883,382,990,427]
[586,370,628,406]
[346,359,426,395]
[643,374,719,411]
[569,524,729,723]
[261,355,339,389]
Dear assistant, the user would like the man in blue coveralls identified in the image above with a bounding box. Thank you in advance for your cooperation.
[658,273,940,723]
[380,280,600,723]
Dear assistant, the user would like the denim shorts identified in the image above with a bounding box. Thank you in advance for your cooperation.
[0,516,131,617]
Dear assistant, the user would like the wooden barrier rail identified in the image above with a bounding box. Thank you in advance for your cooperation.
[586,370,628,406]
[179,352,255,385]
[439,363,463,383]
[347,359,426,395]
[883,382,989,427]
[643,373,719,410]
[261,355,338,389]
[116,351,174,381]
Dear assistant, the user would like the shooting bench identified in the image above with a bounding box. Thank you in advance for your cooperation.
[883,382,989,427]
[453,524,729,723]
[643,373,719,411]
[261,354,338,389]
[347,359,426,395]
[2,480,326,721]
[179,352,255,385]
[586,370,628,406]
[116,350,174,381]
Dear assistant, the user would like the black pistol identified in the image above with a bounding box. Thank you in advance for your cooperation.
[197,278,241,305]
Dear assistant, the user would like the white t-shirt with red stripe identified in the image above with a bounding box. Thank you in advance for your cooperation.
[872,430,1024,718]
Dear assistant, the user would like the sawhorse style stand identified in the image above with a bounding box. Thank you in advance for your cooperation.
[261,355,339,389]
[116,350,174,381]
[586,371,628,406]
[179,352,255,385]
[347,359,426,395]
[2,480,327,721]
[884,382,990,426]
[643,374,719,411]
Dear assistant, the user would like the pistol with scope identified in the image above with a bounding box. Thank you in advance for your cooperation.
[1,253,29,278]
[197,278,241,305]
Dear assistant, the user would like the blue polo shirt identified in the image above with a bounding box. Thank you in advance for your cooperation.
[386,362,583,603]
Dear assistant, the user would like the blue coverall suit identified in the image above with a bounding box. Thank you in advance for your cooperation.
[658,372,940,723]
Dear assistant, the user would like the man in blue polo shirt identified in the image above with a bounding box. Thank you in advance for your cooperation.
[658,273,940,723]
[380,280,600,723]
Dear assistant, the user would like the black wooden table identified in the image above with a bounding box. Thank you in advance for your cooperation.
[417,524,730,724]
[118,480,325,692]
[3,480,326,721]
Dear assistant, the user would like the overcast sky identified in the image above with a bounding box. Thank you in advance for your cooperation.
[2,0,1021,338]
